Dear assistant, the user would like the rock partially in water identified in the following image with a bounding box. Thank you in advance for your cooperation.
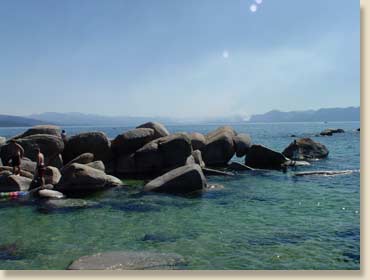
[144,164,206,194]
[38,189,64,199]
[245,144,289,170]
[282,138,329,160]
[233,133,252,157]
[0,173,32,192]
[68,251,186,270]
[320,128,345,136]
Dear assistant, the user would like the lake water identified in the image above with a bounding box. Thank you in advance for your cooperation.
[0,122,360,270]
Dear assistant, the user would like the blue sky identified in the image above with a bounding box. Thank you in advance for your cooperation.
[0,0,359,118]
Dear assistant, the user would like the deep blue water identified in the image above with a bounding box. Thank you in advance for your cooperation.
[0,122,360,269]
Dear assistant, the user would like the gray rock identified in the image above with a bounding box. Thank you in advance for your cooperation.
[233,133,252,157]
[0,136,6,146]
[68,251,185,270]
[48,154,63,169]
[157,133,193,168]
[144,164,206,194]
[320,128,345,136]
[0,174,32,192]
[43,198,98,210]
[133,142,163,173]
[185,155,196,165]
[45,166,62,185]
[56,163,122,193]
[282,138,329,160]
[192,150,205,168]
[245,144,289,169]
[62,153,95,173]
[63,132,112,163]
[0,166,34,179]
[188,132,206,151]
[12,125,61,139]
[228,161,254,171]
[137,122,170,138]
[20,158,37,174]
[86,161,105,172]
[38,189,64,199]
[115,154,137,174]
[0,134,64,168]
[201,129,235,166]
[112,128,156,156]
[206,126,237,138]
[202,167,234,176]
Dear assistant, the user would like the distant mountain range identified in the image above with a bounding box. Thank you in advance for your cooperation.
[0,114,51,127]
[0,107,360,128]
[248,107,360,123]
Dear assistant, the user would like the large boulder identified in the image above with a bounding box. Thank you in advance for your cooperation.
[157,133,193,168]
[63,132,112,163]
[0,166,34,179]
[0,174,32,192]
[12,125,61,139]
[0,136,6,146]
[115,154,137,174]
[133,142,163,173]
[86,161,105,172]
[245,144,290,169]
[20,158,37,174]
[62,153,94,172]
[201,129,235,166]
[188,133,206,151]
[233,133,252,157]
[68,251,185,270]
[144,164,206,194]
[0,134,64,167]
[48,154,63,169]
[45,166,62,185]
[38,189,64,199]
[56,163,122,193]
[111,128,156,156]
[282,138,329,160]
[320,128,345,136]
[206,126,237,139]
[136,122,170,138]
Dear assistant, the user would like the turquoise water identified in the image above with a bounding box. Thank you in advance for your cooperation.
[0,122,360,270]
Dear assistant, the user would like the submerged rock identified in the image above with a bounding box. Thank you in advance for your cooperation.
[144,164,206,194]
[136,122,170,138]
[42,198,99,210]
[245,144,289,170]
[282,138,329,160]
[68,251,186,270]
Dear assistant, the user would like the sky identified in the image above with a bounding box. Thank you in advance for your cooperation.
[0,0,360,119]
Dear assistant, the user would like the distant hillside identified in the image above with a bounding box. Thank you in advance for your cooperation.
[0,114,50,127]
[28,112,178,126]
[248,107,360,122]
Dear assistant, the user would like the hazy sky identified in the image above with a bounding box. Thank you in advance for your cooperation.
[0,0,360,118]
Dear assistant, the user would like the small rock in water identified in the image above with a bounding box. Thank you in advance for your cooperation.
[42,199,98,211]
[38,189,64,199]
[68,251,186,270]
[294,170,359,177]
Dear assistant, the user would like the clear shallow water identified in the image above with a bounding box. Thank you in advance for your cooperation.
[0,122,360,270]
